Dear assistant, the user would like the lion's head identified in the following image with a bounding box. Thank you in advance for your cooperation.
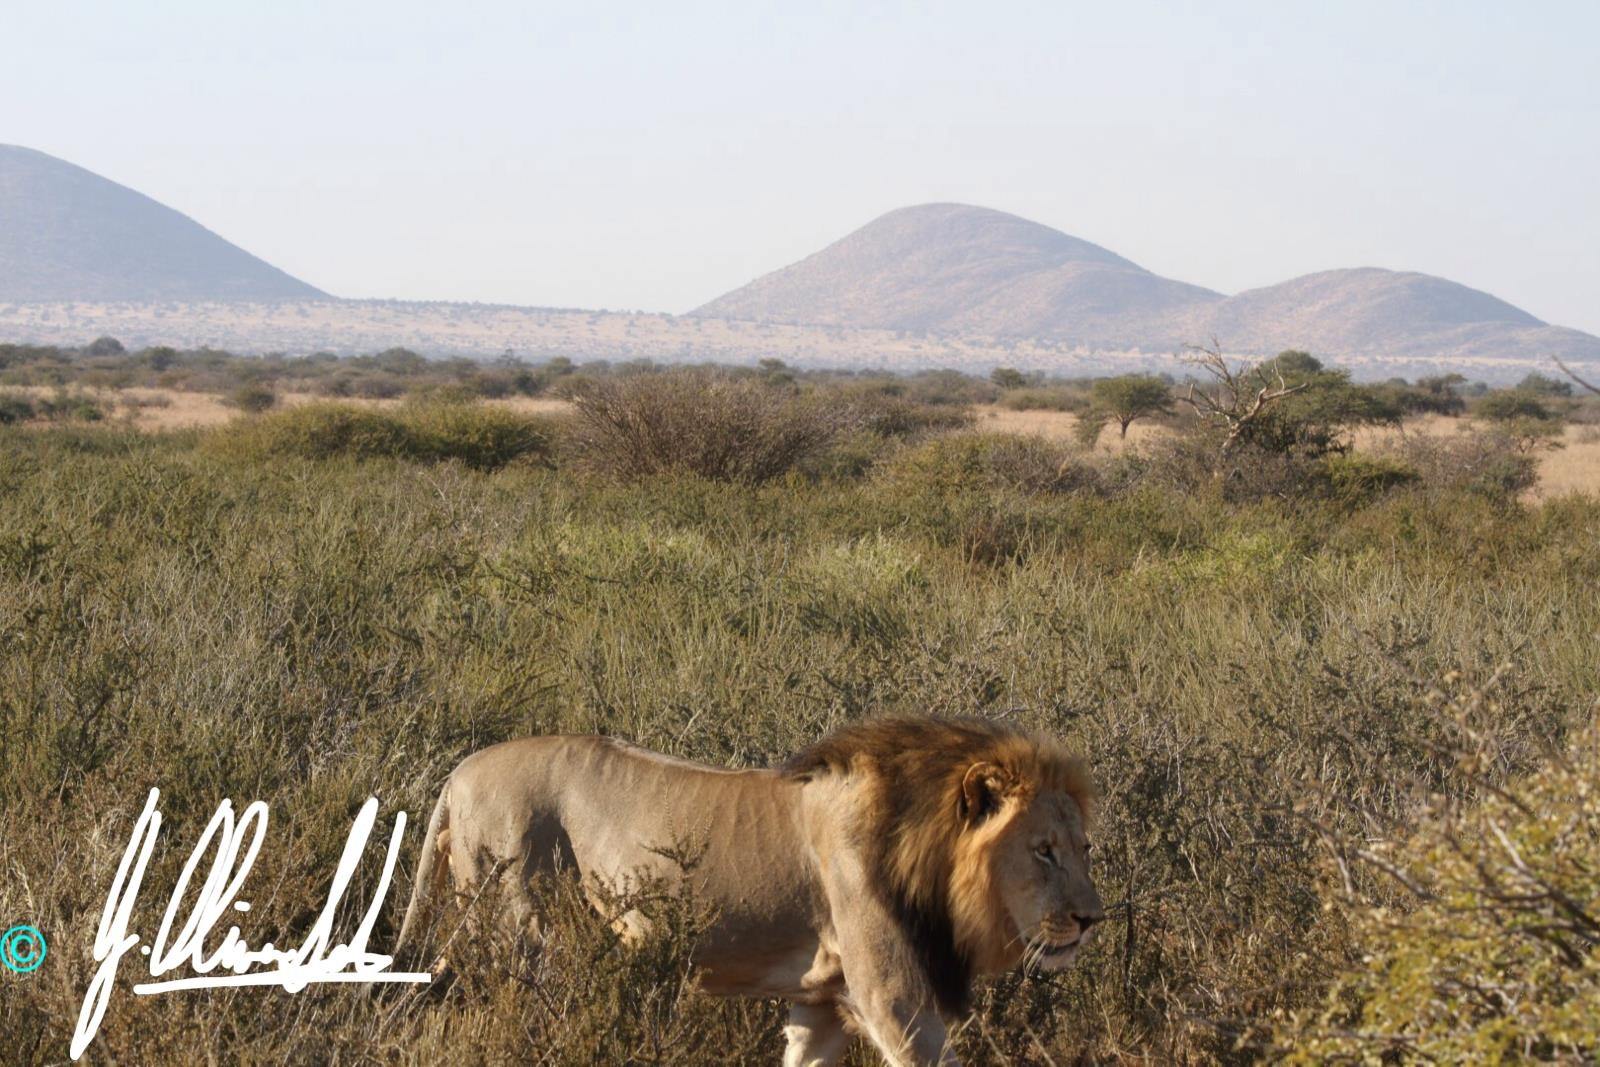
[783,716,1102,1013]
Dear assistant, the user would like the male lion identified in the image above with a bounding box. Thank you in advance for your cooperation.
[397,716,1102,1066]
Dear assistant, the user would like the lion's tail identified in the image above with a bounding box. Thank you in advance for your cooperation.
[395,781,452,959]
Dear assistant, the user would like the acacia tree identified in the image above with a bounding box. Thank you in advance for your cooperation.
[1085,374,1173,441]
[1180,344,1404,461]
[1477,390,1554,422]
[1515,371,1574,397]
[990,366,1027,390]
[1408,373,1468,415]
[1178,340,1309,455]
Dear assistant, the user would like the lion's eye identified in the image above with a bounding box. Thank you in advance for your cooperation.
[1033,844,1057,867]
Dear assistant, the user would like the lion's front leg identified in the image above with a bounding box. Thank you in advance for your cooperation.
[837,988,955,1067]
[821,857,960,1067]
[783,1002,851,1067]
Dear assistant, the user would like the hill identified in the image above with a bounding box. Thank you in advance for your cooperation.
[1175,268,1600,363]
[691,203,1221,343]
[694,204,1600,365]
[0,145,326,302]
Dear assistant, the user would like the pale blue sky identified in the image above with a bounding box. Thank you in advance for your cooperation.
[9,2,1599,332]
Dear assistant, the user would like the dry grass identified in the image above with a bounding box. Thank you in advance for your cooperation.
[970,404,1165,451]
[1540,431,1600,498]
[7,385,577,431]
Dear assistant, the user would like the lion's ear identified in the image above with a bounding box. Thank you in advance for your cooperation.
[960,761,1011,823]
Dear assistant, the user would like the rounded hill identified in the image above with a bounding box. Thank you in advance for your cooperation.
[691,203,1221,339]
[0,144,326,303]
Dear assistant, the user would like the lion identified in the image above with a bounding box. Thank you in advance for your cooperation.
[396,716,1103,1066]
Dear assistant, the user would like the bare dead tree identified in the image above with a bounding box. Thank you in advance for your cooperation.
[1554,357,1600,397]
[1178,338,1309,454]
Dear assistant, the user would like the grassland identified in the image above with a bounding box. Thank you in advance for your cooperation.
[11,382,1598,499]
[1,377,1597,1063]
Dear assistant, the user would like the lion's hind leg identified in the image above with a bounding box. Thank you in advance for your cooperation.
[783,1002,851,1067]
[498,854,548,949]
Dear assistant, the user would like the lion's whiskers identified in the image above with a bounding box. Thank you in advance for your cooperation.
[1021,931,1050,974]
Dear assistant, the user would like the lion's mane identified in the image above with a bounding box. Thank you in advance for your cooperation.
[782,716,1093,1014]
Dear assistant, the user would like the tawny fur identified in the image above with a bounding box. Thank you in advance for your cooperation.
[399,713,1099,1059]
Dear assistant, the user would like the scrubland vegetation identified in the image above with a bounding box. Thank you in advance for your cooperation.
[1,348,1597,1063]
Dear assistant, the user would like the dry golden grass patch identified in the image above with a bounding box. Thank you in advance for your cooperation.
[9,385,337,430]
[969,403,1163,451]
[1536,427,1600,499]
[7,386,579,432]
[486,395,576,418]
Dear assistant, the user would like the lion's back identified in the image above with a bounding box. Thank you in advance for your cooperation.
[443,735,816,907]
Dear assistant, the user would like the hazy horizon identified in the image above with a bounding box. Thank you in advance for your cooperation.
[8,2,1598,333]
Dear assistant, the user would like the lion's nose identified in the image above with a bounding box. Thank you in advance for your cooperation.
[1075,911,1104,932]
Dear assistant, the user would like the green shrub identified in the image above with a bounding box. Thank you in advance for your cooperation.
[877,432,1101,497]
[208,401,550,470]
[1136,429,1325,502]
[843,391,974,438]
[1316,453,1419,504]
[34,390,105,422]
[1378,376,1468,416]
[794,533,926,643]
[998,385,1087,412]
[321,371,408,399]
[881,368,1000,406]
[215,403,415,461]
[0,391,36,424]
[226,382,278,413]
[1396,429,1541,501]
[990,366,1028,390]
[568,369,846,483]
[1477,390,1556,422]
[1283,690,1600,1063]
[800,428,893,481]
[404,401,554,470]
[406,382,481,406]
[1513,371,1574,397]
[955,501,1033,567]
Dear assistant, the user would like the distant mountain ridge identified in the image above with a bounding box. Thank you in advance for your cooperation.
[693,204,1600,365]
[2,147,1594,371]
[0,145,325,302]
